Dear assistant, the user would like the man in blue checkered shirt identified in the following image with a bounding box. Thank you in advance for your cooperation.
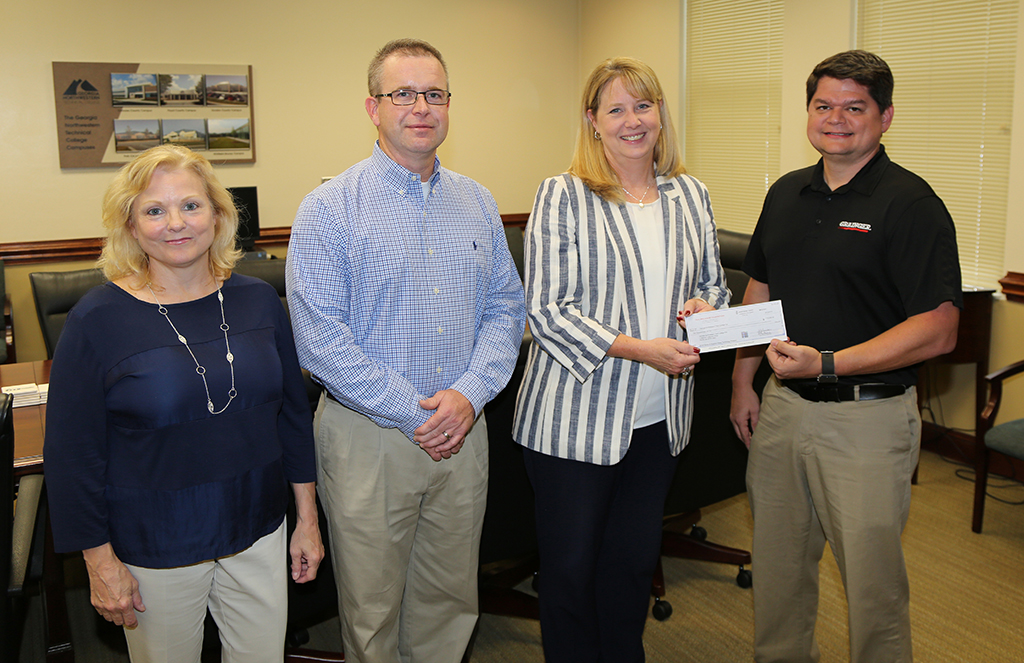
[286,38,525,663]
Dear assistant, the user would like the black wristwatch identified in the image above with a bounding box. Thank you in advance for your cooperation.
[818,350,838,384]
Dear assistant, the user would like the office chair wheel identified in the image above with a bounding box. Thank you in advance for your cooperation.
[689,525,707,541]
[286,627,311,649]
[652,597,673,621]
[736,567,752,589]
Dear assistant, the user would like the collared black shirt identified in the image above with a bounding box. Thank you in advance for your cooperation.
[744,145,963,386]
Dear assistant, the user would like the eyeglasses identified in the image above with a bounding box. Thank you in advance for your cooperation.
[374,89,451,106]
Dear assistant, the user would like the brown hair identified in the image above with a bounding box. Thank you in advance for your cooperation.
[367,38,449,96]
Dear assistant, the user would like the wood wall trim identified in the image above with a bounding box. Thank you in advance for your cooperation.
[921,421,1024,480]
[999,271,1024,303]
[257,227,293,245]
[0,215,530,267]
[0,238,106,266]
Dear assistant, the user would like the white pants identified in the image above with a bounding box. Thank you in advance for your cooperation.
[124,520,288,663]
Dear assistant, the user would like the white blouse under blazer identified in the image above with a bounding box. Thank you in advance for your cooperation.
[512,173,729,465]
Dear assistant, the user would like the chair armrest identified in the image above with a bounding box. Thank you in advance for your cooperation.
[979,358,1024,437]
[986,358,1024,385]
[10,474,43,595]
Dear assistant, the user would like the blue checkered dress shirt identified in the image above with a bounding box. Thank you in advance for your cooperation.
[286,143,526,440]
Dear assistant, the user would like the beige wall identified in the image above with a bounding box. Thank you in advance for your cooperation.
[3,0,1023,426]
[1,0,582,359]
[0,0,580,245]
[578,0,681,109]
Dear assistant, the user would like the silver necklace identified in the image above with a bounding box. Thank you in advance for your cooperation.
[147,284,237,415]
[622,182,654,208]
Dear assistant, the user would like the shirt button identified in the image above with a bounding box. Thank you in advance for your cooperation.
[434,287,440,294]
[436,367,442,374]
[816,219,822,225]
[437,326,443,334]
[428,248,434,255]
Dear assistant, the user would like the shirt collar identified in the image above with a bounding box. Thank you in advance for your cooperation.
[371,141,441,194]
[807,144,890,196]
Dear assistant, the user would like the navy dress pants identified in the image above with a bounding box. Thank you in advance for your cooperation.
[523,422,679,663]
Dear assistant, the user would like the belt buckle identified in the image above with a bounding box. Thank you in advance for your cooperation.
[818,384,841,402]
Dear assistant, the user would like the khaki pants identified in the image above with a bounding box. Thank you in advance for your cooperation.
[315,396,488,663]
[124,521,288,663]
[747,377,920,663]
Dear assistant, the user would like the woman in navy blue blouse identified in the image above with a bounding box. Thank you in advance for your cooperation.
[44,145,322,662]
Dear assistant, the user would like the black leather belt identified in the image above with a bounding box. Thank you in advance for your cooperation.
[783,381,907,403]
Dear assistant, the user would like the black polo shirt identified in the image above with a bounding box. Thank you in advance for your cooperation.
[744,145,963,386]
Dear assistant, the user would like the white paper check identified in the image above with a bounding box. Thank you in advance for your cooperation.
[684,300,788,353]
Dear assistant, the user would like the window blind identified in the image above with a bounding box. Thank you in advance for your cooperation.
[859,0,1018,289]
[684,0,783,234]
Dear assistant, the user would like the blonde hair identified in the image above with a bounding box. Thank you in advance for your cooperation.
[98,145,242,283]
[569,57,685,203]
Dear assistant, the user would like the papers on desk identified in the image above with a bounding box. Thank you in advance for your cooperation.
[1,382,48,408]
[685,301,788,353]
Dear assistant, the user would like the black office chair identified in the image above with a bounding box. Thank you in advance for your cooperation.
[648,229,765,620]
[2,259,16,363]
[29,268,106,358]
[231,258,325,414]
[1,259,12,362]
[1,394,46,657]
[232,258,288,311]
[477,330,539,621]
[203,260,341,660]
[29,263,285,360]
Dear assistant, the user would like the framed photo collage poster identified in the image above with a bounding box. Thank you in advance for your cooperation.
[52,62,255,168]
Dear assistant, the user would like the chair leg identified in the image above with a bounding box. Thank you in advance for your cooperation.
[651,556,666,601]
[478,553,539,620]
[972,444,989,533]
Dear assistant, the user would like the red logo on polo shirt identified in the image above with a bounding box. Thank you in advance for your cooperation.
[839,221,871,233]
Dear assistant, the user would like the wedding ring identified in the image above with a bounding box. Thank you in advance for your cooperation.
[443,431,451,440]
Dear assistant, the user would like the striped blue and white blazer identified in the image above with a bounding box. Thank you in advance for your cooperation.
[512,173,729,465]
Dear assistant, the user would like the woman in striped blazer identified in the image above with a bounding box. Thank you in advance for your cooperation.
[512,57,729,662]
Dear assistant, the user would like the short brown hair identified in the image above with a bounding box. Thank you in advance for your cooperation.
[569,57,685,203]
[98,145,241,283]
[367,38,449,96]
[806,50,894,113]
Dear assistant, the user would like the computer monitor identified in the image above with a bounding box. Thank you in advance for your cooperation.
[228,186,260,252]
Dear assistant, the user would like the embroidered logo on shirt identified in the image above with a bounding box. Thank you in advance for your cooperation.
[839,221,871,233]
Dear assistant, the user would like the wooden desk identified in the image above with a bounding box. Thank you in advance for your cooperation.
[926,288,995,438]
[2,360,50,474]
[2,359,73,662]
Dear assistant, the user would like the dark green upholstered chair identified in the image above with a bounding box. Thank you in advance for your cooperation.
[971,358,1024,533]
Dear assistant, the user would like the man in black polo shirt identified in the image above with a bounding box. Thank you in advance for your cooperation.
[730,50,962,663]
